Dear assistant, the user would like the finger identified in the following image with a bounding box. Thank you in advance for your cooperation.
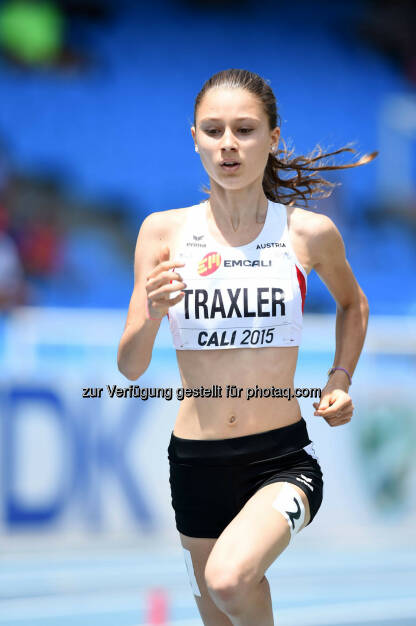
[146,271,185,291]
[316,407,345,418]
[326,416,352,427]
[315,399,349,417]
[146,260,185,279]
[166,291,186,306]
[149,291,185,312]
[328,399,353,418]
[313,397,336,415]
[148,282,187,300]
[146,261,185,280]
[316,394,336,410]
[327,410,352,422]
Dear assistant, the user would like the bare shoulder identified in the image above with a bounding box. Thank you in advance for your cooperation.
[287,205,345,271]
[287,205,338,238]
[140,205,190,239]
[137,204,196,256]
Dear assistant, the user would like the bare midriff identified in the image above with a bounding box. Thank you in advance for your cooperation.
[173,345,302,440]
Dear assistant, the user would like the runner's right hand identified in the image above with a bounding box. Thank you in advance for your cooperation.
[145,245,186,319]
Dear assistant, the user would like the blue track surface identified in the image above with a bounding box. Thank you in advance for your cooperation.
[1,543,415,625]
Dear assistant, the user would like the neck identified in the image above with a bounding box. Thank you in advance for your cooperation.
[206,184,269,232]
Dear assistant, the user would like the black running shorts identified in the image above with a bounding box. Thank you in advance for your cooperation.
[168,417,324,538]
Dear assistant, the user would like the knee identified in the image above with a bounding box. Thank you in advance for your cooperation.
[204,561,255,608]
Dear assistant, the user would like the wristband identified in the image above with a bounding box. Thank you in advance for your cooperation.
[145,298,164,321]
[327,366,352,385]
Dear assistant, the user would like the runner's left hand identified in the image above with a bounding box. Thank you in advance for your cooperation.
[313,386,354,427]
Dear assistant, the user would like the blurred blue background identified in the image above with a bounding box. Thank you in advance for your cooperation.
[0,0,415,625]
[0,0,415,313]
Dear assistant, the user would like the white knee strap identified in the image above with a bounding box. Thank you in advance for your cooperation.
[182,547,201,596]
[271,482,305,539]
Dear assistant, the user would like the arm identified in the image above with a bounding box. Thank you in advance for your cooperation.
[117,212,185,380]
[309,215,369,426]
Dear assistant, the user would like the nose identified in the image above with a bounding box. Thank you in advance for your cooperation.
[220,127,238,151]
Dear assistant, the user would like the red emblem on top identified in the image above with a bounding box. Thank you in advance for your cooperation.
[198,252,221,276]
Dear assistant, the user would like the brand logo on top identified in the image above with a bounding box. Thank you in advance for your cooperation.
[198,252,221,276]
[187,233,206,248]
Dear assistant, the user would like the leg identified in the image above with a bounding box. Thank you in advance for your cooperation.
[204,481,311,625]
[179,532,234,626]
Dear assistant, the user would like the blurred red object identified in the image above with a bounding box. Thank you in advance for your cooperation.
[0,202,10,232]
[145,587,169,625]
[18,221,60,275]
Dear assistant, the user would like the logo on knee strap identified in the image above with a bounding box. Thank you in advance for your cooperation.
[271,482,306,537]
[285,496,302,529]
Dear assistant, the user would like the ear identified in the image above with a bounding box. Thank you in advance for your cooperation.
[190,126,196,142]
[272,126,280,144]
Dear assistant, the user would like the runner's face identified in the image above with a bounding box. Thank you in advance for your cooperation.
[192,87,279,189]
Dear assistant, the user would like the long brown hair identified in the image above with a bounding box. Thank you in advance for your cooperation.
[193,68,378,207]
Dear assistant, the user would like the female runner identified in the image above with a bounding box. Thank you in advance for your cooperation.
[118,69,375,626]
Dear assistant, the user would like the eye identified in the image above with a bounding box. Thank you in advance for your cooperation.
[205,128,253,135]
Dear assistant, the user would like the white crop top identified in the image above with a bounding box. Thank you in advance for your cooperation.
[167,199,307,350]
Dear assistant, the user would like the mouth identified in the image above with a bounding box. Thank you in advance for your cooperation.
[220,161,241,172]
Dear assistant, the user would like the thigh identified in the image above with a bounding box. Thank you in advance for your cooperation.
[179,532,233,626]
[205,452,324,584]
[205,481,306,588]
